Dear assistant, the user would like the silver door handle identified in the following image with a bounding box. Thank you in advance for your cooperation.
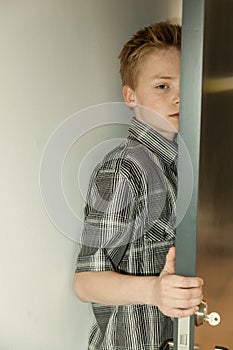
[195,300,221,327]
[158,340,229,350]
[158,339,200,350]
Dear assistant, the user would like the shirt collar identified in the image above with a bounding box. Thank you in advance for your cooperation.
[128,117,178,165]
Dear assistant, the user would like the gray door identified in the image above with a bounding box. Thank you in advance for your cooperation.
[195,0,233,348]
[174,0,233,349]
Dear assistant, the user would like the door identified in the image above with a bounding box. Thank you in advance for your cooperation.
[195,0,233,348]
[174,0,233,349]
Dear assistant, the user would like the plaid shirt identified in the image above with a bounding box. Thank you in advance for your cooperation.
[76,117,178,350]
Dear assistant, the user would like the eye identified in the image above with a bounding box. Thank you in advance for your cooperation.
[156,84,169,89]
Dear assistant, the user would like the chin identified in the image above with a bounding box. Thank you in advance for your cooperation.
[170,121,179,132]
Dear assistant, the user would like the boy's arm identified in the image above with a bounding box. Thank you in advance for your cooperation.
[73,247,203,318]
[73,270,154,305]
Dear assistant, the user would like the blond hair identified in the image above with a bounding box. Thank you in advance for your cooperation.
[119,21,181,90]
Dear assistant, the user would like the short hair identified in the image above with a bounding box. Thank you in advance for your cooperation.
[119,21,181,90]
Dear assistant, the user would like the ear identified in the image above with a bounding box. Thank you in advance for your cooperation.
[122,85,137,107]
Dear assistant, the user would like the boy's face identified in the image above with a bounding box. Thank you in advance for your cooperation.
[123,47,180,138]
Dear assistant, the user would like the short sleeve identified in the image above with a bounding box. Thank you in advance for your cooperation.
[75,165,136,273]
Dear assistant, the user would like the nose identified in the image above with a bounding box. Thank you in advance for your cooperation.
[173,87,180,105]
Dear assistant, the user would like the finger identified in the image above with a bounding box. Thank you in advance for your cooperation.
[173,306,199,318]
[165,297,203,310]
[162,246,176,275]
[165,274,204,289]
[161,289,203,304]
[161,304,199,318]
[166,286,203,300]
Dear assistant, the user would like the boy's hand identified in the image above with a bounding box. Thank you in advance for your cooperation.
[153,246,204,318]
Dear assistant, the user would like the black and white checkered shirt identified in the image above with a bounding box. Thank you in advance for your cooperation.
[76,117,178,350]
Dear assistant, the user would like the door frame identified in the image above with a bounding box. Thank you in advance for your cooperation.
[174,1,205,349]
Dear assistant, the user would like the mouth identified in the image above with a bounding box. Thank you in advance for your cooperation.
[169,113,179,119]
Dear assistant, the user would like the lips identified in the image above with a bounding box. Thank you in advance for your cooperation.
[170,113,179,119]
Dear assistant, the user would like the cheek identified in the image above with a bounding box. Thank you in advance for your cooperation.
[149,96,164,109]
[153,95,169,107]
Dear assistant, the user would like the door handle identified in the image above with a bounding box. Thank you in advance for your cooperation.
[158,340,229,350]
[158,338,174,350]
[195,300,221,327]
[159,301,224,349]
[158,339,200,349]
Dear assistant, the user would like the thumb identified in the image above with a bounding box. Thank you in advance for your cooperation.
[161,246,176,276]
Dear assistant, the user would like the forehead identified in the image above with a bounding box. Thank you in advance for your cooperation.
[137,47,180,81]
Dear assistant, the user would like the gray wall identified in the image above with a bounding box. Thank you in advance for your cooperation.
[0,1,181,349]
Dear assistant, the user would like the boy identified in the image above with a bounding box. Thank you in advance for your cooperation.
[73,22,203,349]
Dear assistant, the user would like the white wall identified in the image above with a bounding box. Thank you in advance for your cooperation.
[0,1,182,349]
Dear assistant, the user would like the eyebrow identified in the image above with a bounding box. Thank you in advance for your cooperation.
[151,75,173,80]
